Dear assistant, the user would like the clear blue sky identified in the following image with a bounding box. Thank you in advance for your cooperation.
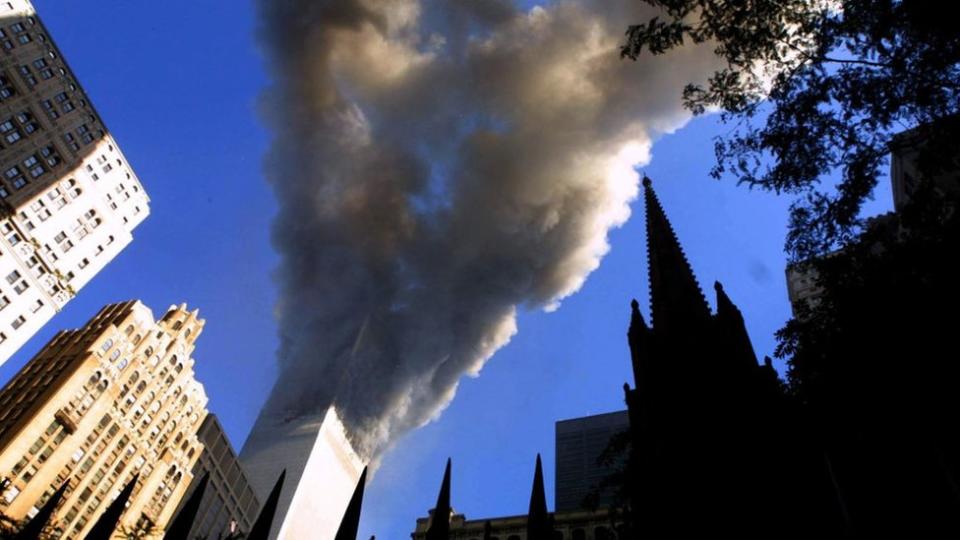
[0,2,893,538]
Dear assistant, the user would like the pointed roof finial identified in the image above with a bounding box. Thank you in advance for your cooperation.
[82,474,139,540]
[334,466,368,540]
[643,177,711,330]
[163,473,210,540]
[247,470,286,540]
[13,481,69,540]
[713,280,760,368]
[425,458,452,540]
[714,280,737,317]
[527,454,551,540]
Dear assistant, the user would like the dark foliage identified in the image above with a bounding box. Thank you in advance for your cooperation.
[776,186,960,533]
[623,0,960,259]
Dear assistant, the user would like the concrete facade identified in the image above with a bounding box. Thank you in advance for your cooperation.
[0,301,207,539]
[0,0,150,366]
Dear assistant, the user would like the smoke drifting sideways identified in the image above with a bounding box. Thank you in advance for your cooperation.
[257,0,721,460]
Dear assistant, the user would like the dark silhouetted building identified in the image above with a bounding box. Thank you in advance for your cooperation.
[622,178,839,535]
[174,414,259,539]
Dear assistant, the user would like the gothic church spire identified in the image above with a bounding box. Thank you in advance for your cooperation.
[642,177,711,330]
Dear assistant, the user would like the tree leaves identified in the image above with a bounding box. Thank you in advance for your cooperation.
[624,0,960,259]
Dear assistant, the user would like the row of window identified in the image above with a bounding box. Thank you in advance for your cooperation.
[0,20,38,51]
[0,108,41,146]
[0,146,61,198]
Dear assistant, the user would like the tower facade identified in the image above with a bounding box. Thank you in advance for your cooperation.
[0,301,207,539]
[0,0,150,365]
[240,404,365,540]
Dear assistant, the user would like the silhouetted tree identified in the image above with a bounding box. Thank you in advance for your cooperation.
[117,521,161,540]
[776,185,960,534]
[622,0,960,259]
[0,514,18,540]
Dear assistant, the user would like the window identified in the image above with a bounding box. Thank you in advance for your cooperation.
[0,118,21,144]
[32,58,53,79]
[4,165,24,190]
[13,280,28,294]
[11,315,26,329]
[17,64,35,86]
[15,110,39,135]
[5,269,19,284]
[0,295,8,311]
[0,74,15,101]
[76,124,93,145]
[78,258,89,269]
[23,155,45,178]
[40,146,60,167]
[73,220,88,239]
[2,484,19,503]
[41,99,58,119]
[63,132,79,151]
[30,199,51,221]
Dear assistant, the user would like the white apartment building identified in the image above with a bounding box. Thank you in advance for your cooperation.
[0,0,149,365]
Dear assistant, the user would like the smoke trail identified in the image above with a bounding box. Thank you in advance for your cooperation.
[258,0,721,459]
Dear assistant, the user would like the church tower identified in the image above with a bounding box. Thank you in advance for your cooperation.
[623,178,829,535]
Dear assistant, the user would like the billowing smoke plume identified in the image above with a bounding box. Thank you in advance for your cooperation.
[258,0,720,459]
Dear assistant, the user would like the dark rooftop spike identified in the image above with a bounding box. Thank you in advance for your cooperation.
[714,281,737,317]
[13,481,69,540]
[629,299,648,333]
[163,473,210,540]
[526,454,551,540]
[425,458,452,540]
[247,470,286,540]
[643,177,711,330]
[334,466,369,540]
[714,280,759,367]
[82,474,139,540]
[627,298,651,390]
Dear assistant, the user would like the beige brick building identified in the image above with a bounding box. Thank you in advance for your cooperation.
[0,0,150,365]
[0,301,208,538]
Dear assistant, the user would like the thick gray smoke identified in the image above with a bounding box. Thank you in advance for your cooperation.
[258,0,720,460]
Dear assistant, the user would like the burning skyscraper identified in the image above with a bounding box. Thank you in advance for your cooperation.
[240,403,364,540]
